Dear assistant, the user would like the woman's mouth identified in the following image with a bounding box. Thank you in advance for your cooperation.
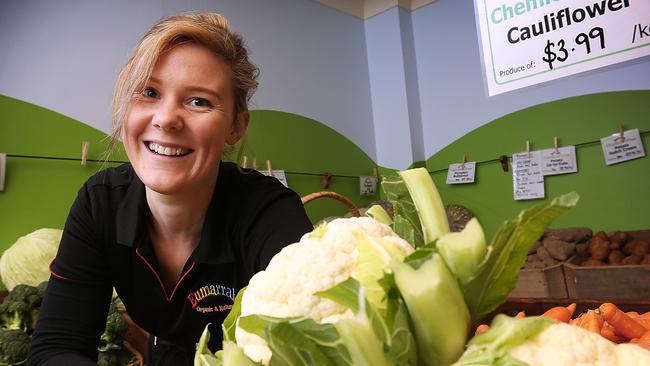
[146,142,192,157]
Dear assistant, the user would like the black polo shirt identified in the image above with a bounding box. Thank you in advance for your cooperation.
[28,162,313,366]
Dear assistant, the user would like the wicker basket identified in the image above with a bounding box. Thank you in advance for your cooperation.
[301,191,361,217]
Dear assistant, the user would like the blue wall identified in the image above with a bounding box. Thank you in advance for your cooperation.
[410,0,650,159]
[1,0,649,168]
[0,0,377,160]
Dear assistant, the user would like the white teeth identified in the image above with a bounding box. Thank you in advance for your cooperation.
[147,142,189,156]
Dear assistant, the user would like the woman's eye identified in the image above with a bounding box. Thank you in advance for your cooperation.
[189,98,212,108]
[140,87,158,98]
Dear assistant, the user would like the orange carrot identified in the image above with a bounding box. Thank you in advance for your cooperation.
[566,303,577,318]
[543,305,574,323]
[641,331,650,341]
[580,310,604,334]
[601,326,626,343]
[515,311,526,318]
[475,324,490,336]
[571,313,586,327]
[633,318,650,331]
[598,303,647,339]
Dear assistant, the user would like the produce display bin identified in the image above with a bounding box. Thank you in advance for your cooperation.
[510,261,568,298]
[564,256,650,300]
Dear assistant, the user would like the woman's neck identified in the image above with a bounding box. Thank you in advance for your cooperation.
[145,178,216,247]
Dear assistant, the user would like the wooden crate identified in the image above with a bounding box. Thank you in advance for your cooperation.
[511,261,568,298]
[564,256,650,300]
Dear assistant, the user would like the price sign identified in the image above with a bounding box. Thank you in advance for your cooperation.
[446,162,476,184]
[600,128,646,165]
[359,176,377,196]
[512,151,545,200]
[540,146,578,175]
[261,170,289,187]
[474,0,650,95]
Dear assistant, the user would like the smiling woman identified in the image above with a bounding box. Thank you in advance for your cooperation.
[28,13,313,366]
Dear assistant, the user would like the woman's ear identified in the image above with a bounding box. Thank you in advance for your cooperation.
[226,110,249,145]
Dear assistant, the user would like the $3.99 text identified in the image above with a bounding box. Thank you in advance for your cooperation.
[542,26,605,70]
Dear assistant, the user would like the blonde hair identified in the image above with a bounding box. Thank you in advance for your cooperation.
[107,12,259,159]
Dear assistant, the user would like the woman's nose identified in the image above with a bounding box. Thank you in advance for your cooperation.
[151,101,183,131]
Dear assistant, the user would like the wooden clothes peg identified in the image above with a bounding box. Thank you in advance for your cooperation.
[252,157,258,170]
[81,141,89,166]
[241,155,248,168]
[499,155,509,172]
[616,124,625,142]
[525,140,531,157]
[322,172,333,189]
[461,154,467,169]
[266,159,273,177]
[553,136,560,154]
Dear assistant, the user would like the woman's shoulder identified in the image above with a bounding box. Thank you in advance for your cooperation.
[84,163,136,190]
[218,162,299,203]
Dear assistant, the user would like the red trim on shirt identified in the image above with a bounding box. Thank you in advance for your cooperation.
[135,247,195,302]
[48,260,70,281]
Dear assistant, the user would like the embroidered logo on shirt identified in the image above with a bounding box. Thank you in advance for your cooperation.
[187,284,236,313]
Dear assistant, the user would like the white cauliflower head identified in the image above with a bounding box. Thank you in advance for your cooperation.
[508,322,650,366]
[235,217,414,363]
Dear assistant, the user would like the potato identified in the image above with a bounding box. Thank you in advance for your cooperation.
[536,246,557,266]
[609,231,629,246]
[594,231,609,241]
[641,254,650,265]
[588,236,610,261]
[575,242,588,255]
[622,239,649,257]
[581,258,603,267]
[608,250,624,265]
[621,255,642,265]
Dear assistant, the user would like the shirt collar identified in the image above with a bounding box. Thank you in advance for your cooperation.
[115,169,148,247]
[115,162,236,265]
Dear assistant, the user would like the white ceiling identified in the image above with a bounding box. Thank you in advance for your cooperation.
[315,0,436,19]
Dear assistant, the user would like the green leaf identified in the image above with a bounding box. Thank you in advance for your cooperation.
[398,168,450,244]
[222,287,245,342]
[220,341,257,366]
[366,204,394,226]
[436,217,487,285]
[316,278,391,346]
[452,315,553,366]
[266,322,336,366]
[239,315,352,366]
[392,253,470,366]
[382,176,424,247]
[464,192,579,320]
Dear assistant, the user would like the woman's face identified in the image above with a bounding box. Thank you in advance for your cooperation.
[123,43,247,195]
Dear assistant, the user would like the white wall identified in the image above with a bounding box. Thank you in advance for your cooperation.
[0,0,377,160]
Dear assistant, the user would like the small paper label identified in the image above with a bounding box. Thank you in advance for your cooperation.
[601,129,646,165]
[540,146,578,176]
[261,169,288,187]
[446,162,476,184]
[0,153,5,191]
[359,176,377,196]
[512,151,545,201]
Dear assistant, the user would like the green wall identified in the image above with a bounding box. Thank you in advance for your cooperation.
[424,90,650,238]
[0,96,379,273]
[2,90,649,289]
